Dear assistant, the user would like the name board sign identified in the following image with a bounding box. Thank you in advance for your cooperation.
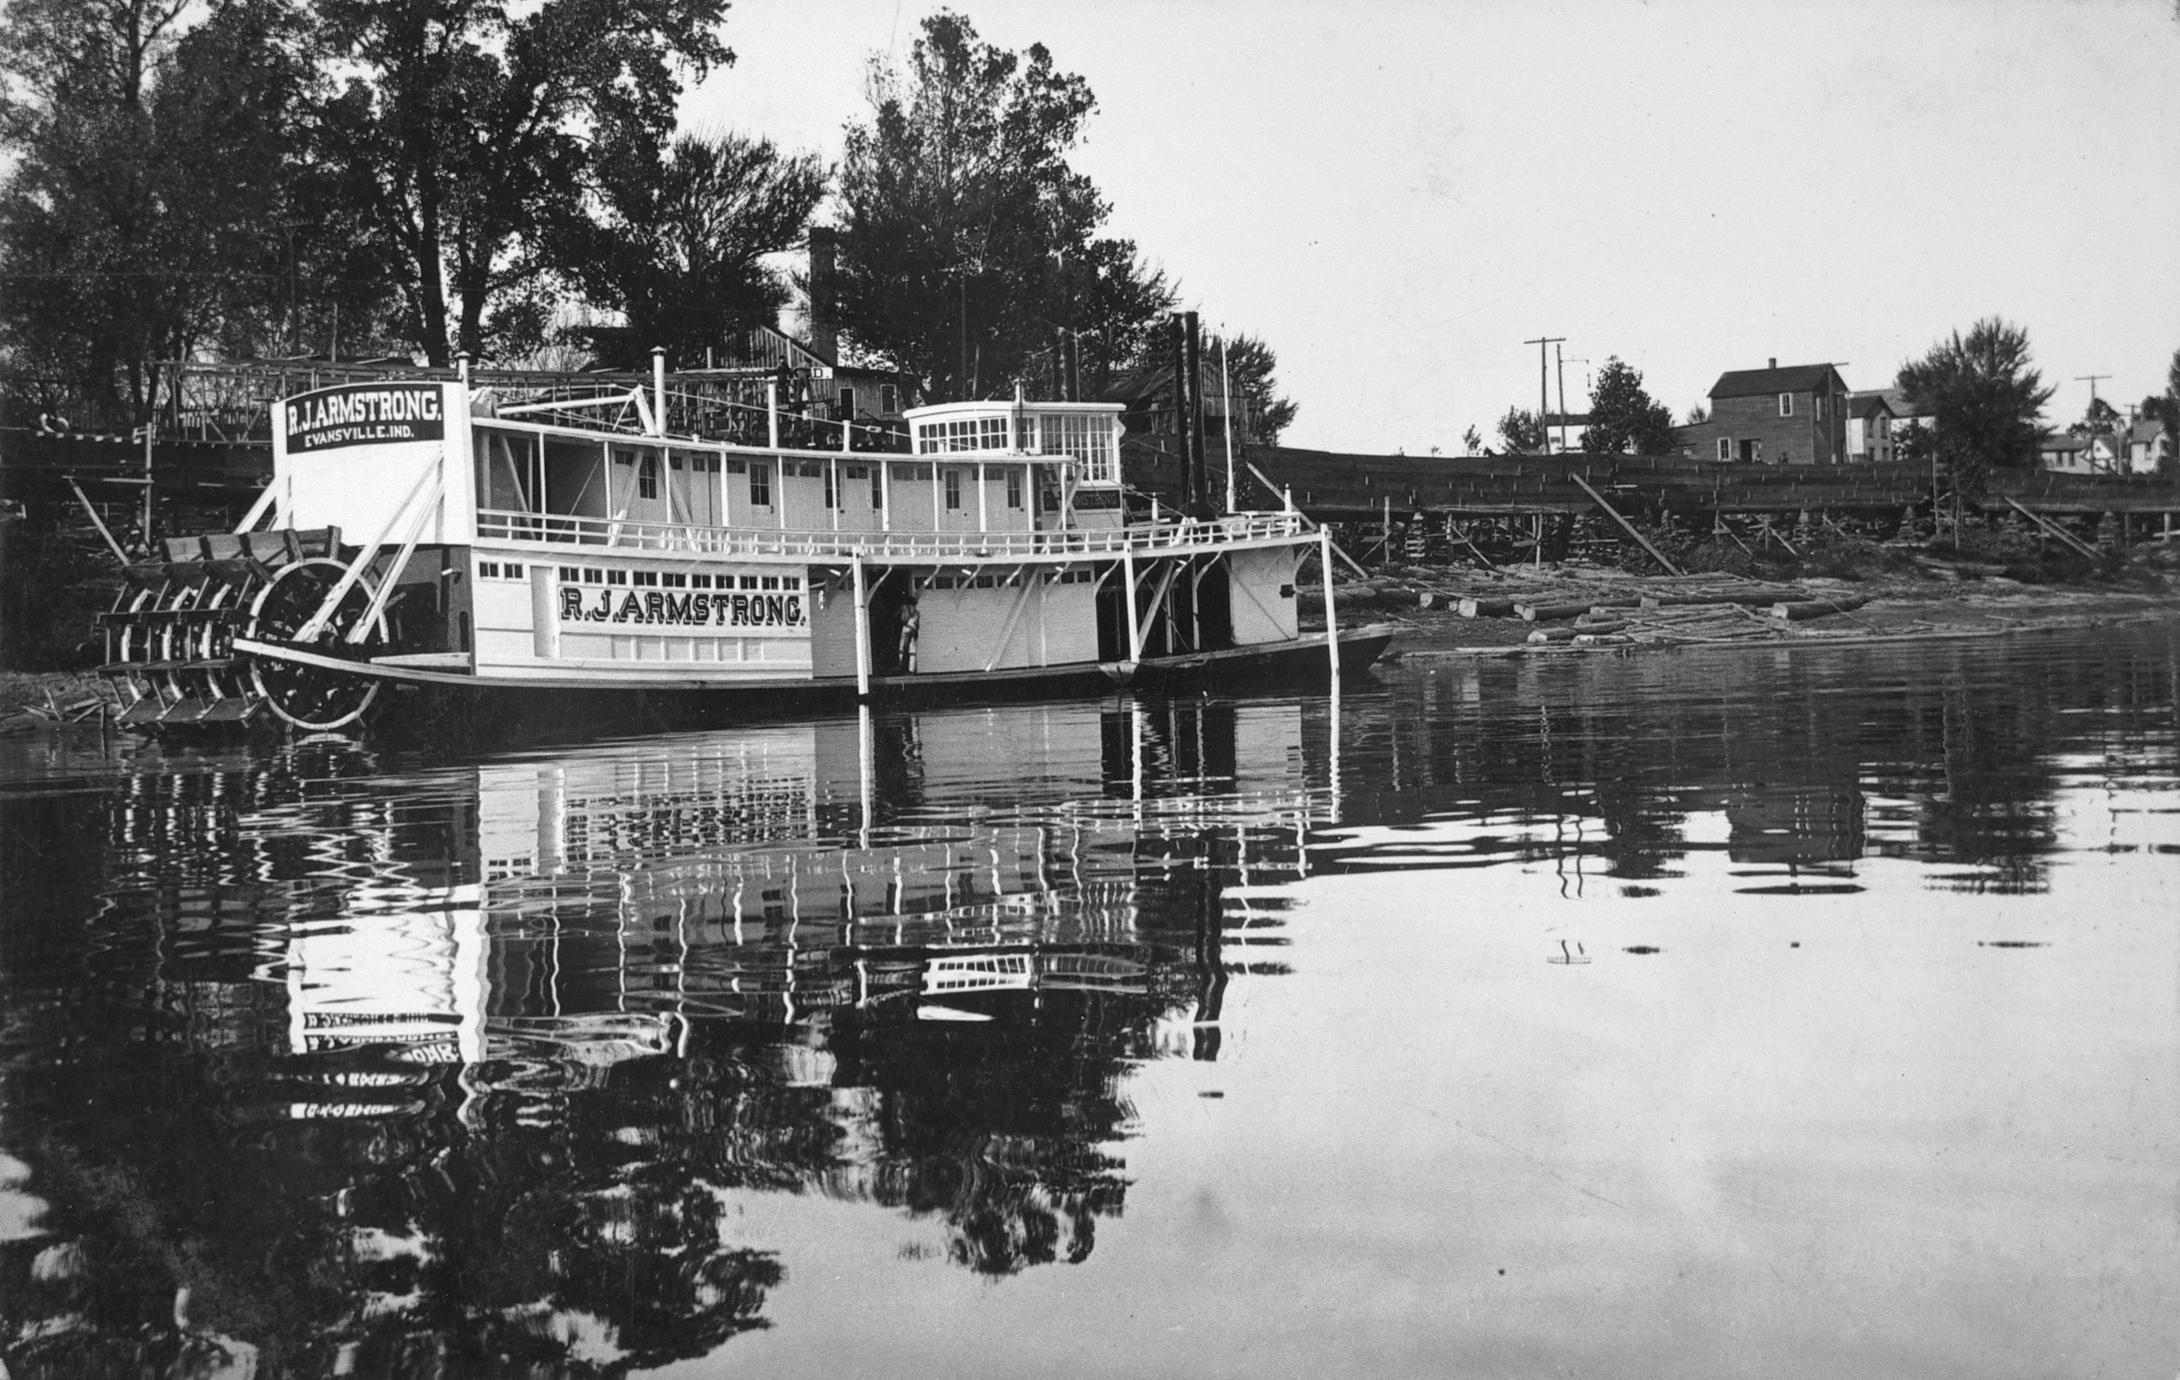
[558,586,806,630]
[284,384,445,454]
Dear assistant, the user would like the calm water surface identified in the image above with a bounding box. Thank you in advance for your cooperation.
[2,621,2176,1378]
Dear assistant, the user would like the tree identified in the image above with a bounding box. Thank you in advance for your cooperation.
[0,0,322,415]
[1581,356,1676,455]
[313,0,732,365]
[1497,406,1545,453]
[556,128,826,369]
[1684,403,1708,425]
[1216,333,1296,445]
[1461,425,1483,455]
[832,11,1171,402]
[1895,318,2053,494]
[2068,395,2122,438]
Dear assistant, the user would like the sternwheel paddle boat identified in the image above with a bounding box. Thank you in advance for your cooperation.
[99,366,1391,731]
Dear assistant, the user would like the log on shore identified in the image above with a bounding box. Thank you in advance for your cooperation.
[1767,594,1871,621]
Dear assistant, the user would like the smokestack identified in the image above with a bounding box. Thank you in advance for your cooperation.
[1172,312,1209,516]
[1768,357,1777,369]
[807,228,838,364]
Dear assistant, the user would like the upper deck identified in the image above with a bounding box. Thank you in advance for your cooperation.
[269,378,1305,564]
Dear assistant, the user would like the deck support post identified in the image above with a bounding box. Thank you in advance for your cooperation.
[1320,528,1339,680]
[1122,550,1142,664]
[851,555,872,700]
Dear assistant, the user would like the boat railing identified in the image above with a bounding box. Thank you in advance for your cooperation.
[473,509,1306,560]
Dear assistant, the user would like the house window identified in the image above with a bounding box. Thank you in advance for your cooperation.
[1815,394,1826,421]
[1717,437,1731,462]
[944,467,962,510]
[749,462,771,507]
[1007,468,1023,509]
[1778,393,1794,418]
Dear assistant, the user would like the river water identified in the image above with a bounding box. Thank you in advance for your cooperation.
[2,620,2175,1378]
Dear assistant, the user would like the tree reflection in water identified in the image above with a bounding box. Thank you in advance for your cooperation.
[0,701,1324,1375]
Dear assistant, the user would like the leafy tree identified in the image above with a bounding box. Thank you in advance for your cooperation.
[0,0,320,415]
[556,128,826,369]
[2067,394,2122,438]
[1582,355,1677,455]
[1216,333,1296,445]
[832,11,1170,402]
[313,0,732,366]
[1461,424,1483,455]
[1684,403,1708,425]
[1497,405,1545,453]
[1895,318,2053,494]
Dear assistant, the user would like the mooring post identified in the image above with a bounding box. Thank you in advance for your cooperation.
[1320,527,1340,680]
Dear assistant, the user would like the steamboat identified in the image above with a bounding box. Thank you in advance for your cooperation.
[99,357,1391,731]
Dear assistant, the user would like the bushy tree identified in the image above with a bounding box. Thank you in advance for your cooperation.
[832,11,1171,402]
[1497,405,1545,453]
[313,0,732,365]
[0,0,327,415]
[556,128,825,369]
[1582,356,1676,455]
[1216,333,1296,445]
[1895,318,2053,493]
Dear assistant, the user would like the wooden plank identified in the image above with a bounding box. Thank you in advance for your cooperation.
[2001,496,2099,559]
[1569,472,1683,575]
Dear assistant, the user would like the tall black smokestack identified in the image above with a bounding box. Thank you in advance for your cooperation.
[1171,312,1208,515]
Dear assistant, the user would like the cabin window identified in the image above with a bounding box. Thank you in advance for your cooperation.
[633,570,658,587]
[1717,437,1731,461]
[944,467,962,510]
[1815,394,1827,421]
[1007,468,1023,509]
[749,462,771,507]
[1778,393,1794,418]
[870,468,885,508]
[838,387,856,418]
[824,465,839,509]
[881,384,897,415]
[637,454,659,498]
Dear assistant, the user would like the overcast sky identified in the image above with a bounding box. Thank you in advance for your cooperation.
[684,0,2180,454]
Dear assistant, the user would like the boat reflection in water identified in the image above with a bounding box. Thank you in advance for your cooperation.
[1,698,1330,1377]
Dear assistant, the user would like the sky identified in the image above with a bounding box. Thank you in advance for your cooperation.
[682,0,2180,455]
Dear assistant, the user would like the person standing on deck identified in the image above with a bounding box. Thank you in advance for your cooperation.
[896,595,920,673]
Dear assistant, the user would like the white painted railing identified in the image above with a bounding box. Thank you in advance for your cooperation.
[473,510,1306,559]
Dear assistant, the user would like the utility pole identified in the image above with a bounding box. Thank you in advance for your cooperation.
[1524,336,1563,454]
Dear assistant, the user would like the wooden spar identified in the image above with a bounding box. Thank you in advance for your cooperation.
[1244,459,1370,578]
[1570,472,1683,576]
[2002,496,2099,559]
[1320,528,1340,679]
[851,555,871,698]
[68,477,130,564]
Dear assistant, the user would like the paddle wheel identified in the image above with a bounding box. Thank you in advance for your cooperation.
[100,527,390,731]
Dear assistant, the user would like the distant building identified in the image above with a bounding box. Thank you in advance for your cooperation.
[1683,358,1851,465]
[2039,432,2094,473]
[1845,391,1897,464]
[2124,417,2173,474]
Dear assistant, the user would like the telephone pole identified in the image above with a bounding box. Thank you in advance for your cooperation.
[1524,336,1563,454]
[2076,374,2110,408]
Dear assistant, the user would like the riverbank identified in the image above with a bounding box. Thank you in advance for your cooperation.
[1350,552,2178,659]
